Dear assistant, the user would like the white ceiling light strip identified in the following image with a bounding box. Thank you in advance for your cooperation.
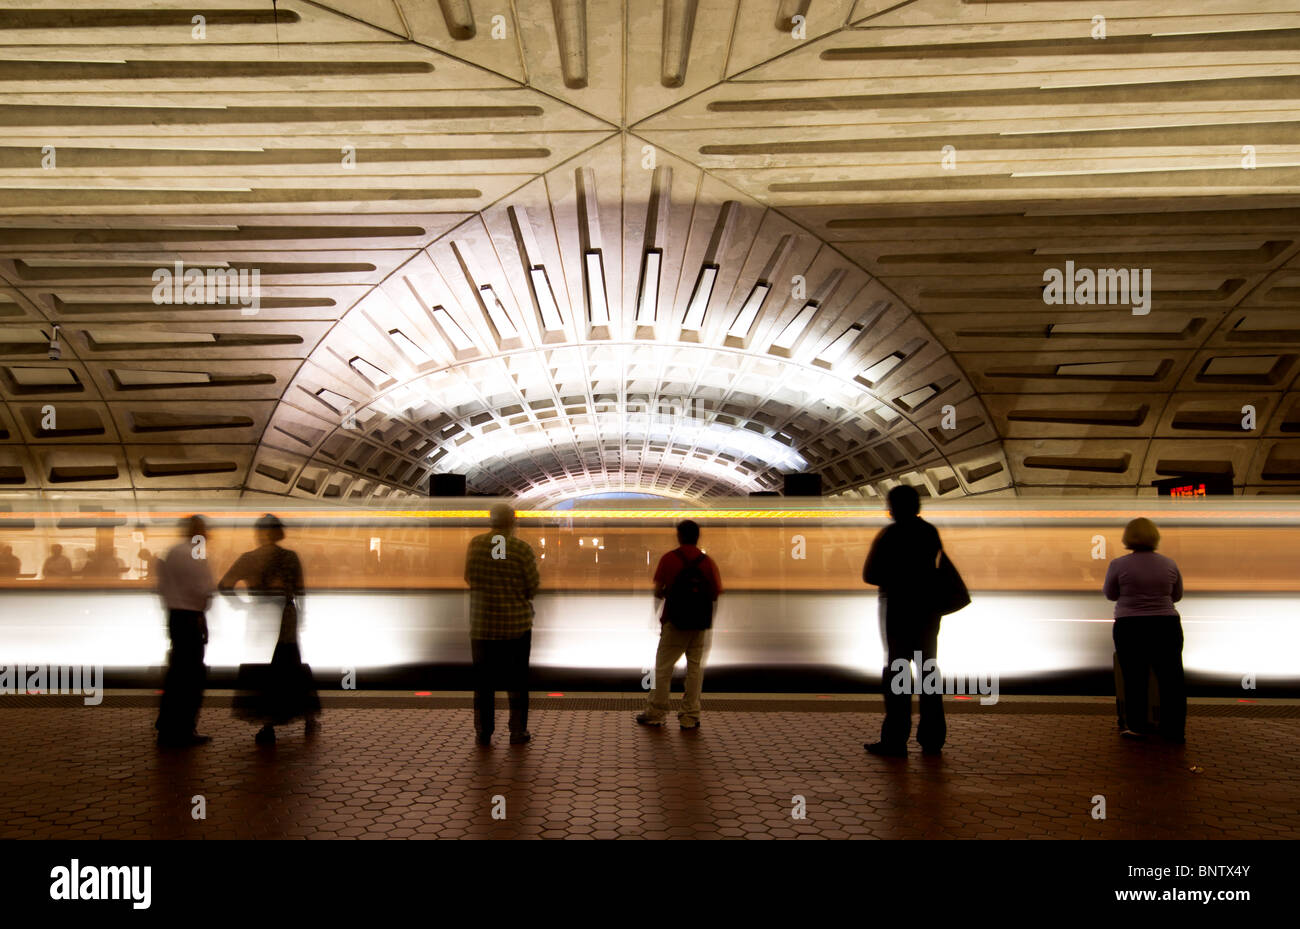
[637,166,673,328]
[772,268,845,354]
[452,239,519,345]
[860,352,903,384]
[729,234,794,342]
[682,263,718,330]
[858,338,925,387]
[814,298,889,369]
[817,323,864,365]
[772,301,818,351]
[728,281,771,338]
[576,167,610,332]
[509,205,565,334]
[479,284,519,341]
[387,328,430,365]
[391,267,476,360]
[348,355,393,389]
[431,305,474,352]
[584,250,610,327]
[681,200,738,334]
[314,388,354,414]
[529,267,564,332]
[637,249,663,326]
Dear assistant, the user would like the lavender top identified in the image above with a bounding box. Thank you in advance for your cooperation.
[1103,550,1183,619]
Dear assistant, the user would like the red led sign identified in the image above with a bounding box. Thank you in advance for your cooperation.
[1153,474,1234,497]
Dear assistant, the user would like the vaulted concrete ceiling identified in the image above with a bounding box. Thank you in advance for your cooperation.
[0,0,1298,504]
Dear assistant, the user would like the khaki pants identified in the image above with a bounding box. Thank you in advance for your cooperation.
[642,622,712,724]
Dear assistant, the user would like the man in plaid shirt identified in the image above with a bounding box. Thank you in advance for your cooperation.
[464,503,540,746]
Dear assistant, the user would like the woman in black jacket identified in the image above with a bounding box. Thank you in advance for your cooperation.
[220,514,320,745]
[862,485,945,757]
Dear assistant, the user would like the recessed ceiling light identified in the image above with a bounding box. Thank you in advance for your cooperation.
[480,284,518,341]
[348,356,391,388]
[682,264,718,331]
[529,267,564,331]
[584,250,609,327]
[817,324,863,364]
[432,305,474,352]
[728,281,771,339]
[388,328,430,364]
[315,388,353,413]
[636,249,662,326]
[772,301,818,351]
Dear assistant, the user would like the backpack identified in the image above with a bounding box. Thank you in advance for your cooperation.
[663,550,715,630]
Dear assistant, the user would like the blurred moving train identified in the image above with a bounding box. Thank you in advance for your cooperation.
[1,497,1297,692]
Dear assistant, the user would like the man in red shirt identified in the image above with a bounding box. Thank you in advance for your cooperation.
[636,520,723,730]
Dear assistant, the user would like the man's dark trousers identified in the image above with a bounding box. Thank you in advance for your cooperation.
[471,630,531,737]
[881,607,945,751]
[156,609,207,738]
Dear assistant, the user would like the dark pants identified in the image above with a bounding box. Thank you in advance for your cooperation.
[156,609,207,737]
[471,631,531,737]
[881,609,945,750]
[1113,616,1185,738]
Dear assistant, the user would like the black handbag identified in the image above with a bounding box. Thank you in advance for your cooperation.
[934,550,971,615]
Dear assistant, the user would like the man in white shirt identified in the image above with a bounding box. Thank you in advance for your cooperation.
[155,515,217,747]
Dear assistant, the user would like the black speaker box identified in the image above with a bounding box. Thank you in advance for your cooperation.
[430,473,467,497]
[782,473,823,497]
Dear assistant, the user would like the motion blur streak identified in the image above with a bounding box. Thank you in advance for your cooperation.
[2,590,1296,681]
[0,498,1295,682]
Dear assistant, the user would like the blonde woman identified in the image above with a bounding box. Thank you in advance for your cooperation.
[1103,518,1186,743]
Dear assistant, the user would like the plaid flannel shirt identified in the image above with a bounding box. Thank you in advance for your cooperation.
[464,532,540,640]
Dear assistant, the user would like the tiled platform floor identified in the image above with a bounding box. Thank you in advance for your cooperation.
[2,693,1297,839]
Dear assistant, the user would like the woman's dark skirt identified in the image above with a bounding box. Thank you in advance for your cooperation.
[233,641,321,726]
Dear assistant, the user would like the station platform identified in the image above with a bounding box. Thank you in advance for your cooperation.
[3,692,1296,840]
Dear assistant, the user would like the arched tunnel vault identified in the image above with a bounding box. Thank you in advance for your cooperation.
[0,1,1297,502]
[271,137,1002,505]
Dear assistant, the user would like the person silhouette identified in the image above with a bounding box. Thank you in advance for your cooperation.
[1104,517,1186,743]
[219,514,320,745]
[81,543,125,579]
[0,544,21,578]
[155,515,216,748]
[863,485,946,757]
[42,544,72,579]
[463,504,539,746]
[636,519,722,731]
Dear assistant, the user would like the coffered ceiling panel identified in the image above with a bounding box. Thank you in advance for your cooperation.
[0,0,1295,500]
